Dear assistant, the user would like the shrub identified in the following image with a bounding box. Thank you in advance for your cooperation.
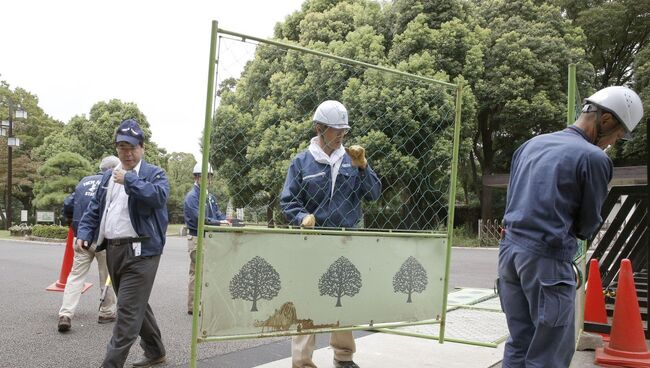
[32,225,69,239]
[9,223,32,237]
[453,224,481,247]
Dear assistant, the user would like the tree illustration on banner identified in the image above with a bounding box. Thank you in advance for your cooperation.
[393,256,428,303]
[319,256,362,307]
[229,256,281,311]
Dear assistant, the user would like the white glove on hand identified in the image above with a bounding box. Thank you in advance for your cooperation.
[301,214,316,227]
[345,145,367,169]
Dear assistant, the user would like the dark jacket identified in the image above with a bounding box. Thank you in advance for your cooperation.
[280,151,381,228]
[77,160,170,257]
[62,173,102,237]
[183,184,226,236]
[502,126,612,261]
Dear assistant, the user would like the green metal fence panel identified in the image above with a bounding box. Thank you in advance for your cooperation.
[191,20,463,366]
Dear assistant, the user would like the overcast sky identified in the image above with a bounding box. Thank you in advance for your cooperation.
[0,0,305,161]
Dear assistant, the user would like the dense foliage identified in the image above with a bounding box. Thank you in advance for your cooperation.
[2,0,648,227]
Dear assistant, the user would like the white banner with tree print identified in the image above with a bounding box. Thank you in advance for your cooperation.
[199,229,447,338]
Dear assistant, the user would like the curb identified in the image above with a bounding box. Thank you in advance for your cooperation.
[0,237,64,246]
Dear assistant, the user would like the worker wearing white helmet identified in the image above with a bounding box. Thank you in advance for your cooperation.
[280,100,382,368]
[183,162,229,314]
[498,86,643,367]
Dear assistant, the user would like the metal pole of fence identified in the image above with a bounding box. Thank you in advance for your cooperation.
[190,19,219,368]
[216,27,457,89]
[645,118,650,339]
[566,64,576,126]
[440,82,464,343]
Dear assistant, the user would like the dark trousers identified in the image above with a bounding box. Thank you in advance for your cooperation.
[102,243,165,368]
[498,242,576,368]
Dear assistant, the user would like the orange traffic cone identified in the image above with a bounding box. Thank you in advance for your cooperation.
[595,259,650,367]
[46,226,91,293]
[585,259,610,341]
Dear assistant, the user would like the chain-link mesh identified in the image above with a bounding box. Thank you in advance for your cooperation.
[210,35,458,232]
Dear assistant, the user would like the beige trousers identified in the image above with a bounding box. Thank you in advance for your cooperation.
[187,236,197,311]
[292,331,356,368]
[58,244,116,319]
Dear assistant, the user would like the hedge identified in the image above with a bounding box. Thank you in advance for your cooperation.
[31,225,69,239]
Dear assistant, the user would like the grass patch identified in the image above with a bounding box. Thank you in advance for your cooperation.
[0,230,10,239]
[452,225,482,247]
[167,223,184,236]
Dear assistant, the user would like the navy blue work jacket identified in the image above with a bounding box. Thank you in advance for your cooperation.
[280,150,381,228]
[62,173,102,237]
[502,126,612,261]
[77,160,169,257]
[183,184,226,236]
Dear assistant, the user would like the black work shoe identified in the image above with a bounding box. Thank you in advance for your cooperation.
[132,355,166,367]
[187,310,192,315]
[58,316,71,333]
[334,359,360,368]
[98,314,116,324]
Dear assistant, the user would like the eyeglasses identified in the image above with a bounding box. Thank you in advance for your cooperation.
[325,127,349,136]
[116,143,139,152]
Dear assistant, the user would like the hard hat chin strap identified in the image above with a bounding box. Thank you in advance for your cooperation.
[583,104,604,145]
[593,109,604,146]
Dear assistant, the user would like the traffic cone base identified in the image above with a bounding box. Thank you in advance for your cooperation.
[45,281,65,292]
[46,281,92,293]
[595,346,650,368]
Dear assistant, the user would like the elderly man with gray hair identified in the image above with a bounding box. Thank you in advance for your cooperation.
[57,155,120,333]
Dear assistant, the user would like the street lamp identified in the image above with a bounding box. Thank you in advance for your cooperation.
[2,103,26,229]
[0,121,8,137]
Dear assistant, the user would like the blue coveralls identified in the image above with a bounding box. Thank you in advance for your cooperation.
[62,173,102,236]
[183,184,226,236]
[499,126,612,367]
[280,150,381,227]
[280,148,381,366]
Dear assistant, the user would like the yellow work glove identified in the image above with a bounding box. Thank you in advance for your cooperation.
[345,145,367,169]
[301,214,316,227]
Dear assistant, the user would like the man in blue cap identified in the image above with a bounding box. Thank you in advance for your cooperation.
[57,155,120,333]
[77,118,169,368]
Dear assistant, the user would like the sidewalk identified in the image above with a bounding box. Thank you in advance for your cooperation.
[257,288,508,368]
[255,287,601,368]
[256,332,505,368]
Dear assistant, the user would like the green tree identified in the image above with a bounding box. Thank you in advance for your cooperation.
[469,0,592,218]
[0,81,63,224]
[38,99,167,167]
[166,152,196,223]
[558,0,650,88]
[619,44,650,164]
[211,0,462,229]
[33,152,93,218]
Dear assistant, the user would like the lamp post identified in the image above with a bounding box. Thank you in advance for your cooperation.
[2,103,25,230]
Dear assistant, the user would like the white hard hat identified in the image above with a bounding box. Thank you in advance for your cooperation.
[584,86,644,139]
[192,163,213,175]
[313,100,350,129]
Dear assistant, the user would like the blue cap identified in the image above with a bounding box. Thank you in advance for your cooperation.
[115,119,144,146]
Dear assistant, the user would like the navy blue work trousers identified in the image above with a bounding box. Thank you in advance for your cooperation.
[498,242,576,368]
[101,242,165,368]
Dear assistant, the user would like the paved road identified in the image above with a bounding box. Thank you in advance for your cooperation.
[0,237,498,368]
